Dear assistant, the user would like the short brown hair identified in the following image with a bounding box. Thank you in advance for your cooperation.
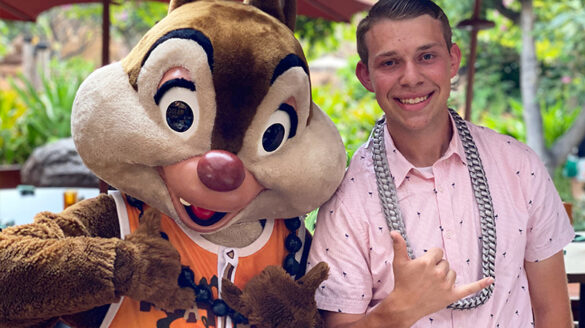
[356,0,453,66]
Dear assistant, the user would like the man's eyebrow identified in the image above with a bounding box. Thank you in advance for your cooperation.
[376,43,443,59]
[417,42,442,52]
[377,50,399,58]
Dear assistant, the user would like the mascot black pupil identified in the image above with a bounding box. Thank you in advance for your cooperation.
[262,124,285,152]
[166,100,194,132]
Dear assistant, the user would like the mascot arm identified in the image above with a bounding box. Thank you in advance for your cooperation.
[0,195,122,326]
[0,195,195,327]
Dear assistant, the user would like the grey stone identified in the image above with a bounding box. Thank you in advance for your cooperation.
[21,138,99,187]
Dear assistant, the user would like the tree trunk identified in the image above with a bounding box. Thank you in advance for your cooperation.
[551,106,585,169]
[520,0,551,172]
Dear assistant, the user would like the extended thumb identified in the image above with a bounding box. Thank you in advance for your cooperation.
[390,231,410,263]
[135,207,162,236]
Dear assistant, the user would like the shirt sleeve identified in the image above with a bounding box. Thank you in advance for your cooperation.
[523,149,575,262]
[307,190,374,314]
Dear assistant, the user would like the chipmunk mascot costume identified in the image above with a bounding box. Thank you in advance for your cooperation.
[0,0,347,327]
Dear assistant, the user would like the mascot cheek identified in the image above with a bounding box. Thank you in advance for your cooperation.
[72,62,144,162]
[72,62,177,219]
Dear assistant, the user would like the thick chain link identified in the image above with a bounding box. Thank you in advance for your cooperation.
[371,109,496,309]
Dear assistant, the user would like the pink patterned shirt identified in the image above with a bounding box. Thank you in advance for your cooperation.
[308,117,574,327]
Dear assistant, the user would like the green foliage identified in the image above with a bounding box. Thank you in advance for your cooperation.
[0,57,94,164]
[295,16,356,61]
[553,165,575,209]
[312,56,380,162]
[295,17,337,60]
[572,198,585,232]
[305,209,318,234]
[0,89,28,164]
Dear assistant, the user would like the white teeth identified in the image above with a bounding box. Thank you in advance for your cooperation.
[400,95,428,104]
[179,198,191,206]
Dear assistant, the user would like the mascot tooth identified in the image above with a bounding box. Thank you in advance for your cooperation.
[0,0,346,327]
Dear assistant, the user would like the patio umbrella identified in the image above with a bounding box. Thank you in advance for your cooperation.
[0,0,372,68]
[0,0,371,22]
[0,0,372,65]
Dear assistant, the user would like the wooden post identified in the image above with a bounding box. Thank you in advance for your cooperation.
[455,0,494,121]
[35,41,50,89]
[22,36,34,86]
[101,0,110,67]
[99,0,111,194]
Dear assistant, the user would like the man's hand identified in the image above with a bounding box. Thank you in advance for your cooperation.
[385,231,494,323]
[114,208,196,312]
[323,232,494,328]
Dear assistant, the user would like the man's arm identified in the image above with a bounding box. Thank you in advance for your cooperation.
[525,250,573,328]
[322,232,494,328]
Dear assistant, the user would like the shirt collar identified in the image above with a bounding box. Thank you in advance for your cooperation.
[371,113,467,188]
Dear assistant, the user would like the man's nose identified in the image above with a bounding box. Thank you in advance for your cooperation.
[399,61,424,87]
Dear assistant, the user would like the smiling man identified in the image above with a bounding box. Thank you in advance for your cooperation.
[307,0,575,327]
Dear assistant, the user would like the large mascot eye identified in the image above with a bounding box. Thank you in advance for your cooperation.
[166,100,193,132]
[155,79,199,133]
[259,103,298,155]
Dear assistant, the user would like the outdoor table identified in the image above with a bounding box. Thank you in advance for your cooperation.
[565,234,585,327]
[0,186,99,226]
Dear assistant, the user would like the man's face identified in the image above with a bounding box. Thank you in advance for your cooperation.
[356,15,461,138]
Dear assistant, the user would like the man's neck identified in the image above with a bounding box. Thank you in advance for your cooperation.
[387,116,453,168]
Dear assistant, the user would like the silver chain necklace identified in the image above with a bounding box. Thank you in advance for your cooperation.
[371,108,496,309]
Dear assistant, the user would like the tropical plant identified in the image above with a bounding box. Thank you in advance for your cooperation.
[0,89,28,164]
[0,57,94,164]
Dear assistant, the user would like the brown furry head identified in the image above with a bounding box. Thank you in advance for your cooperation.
[71,0,346,233]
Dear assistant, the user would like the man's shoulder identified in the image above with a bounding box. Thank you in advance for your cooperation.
[466,121,547,179]
[467,122,535,156]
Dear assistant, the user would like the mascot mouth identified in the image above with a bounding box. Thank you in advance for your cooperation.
[180,197,227,226]
[160,153,265,233]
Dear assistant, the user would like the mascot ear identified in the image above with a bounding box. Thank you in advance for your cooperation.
[245,0,297,31]
[168,0,197,13]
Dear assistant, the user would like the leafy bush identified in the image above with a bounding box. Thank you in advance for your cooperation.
[0,57,94,164]
[0,89,28,164]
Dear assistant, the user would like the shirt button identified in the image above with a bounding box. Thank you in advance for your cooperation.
[445,230,455,239]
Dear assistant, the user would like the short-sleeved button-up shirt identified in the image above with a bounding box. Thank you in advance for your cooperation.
[308,117,574,327]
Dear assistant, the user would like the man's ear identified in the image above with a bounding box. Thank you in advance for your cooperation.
[356,60,374,92]
[449,43,462,78]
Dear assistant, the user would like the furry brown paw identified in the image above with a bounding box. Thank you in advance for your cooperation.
[116,208,196,311]
[221,262,329,328]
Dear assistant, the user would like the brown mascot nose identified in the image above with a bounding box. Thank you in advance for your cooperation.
[197,150,246,192]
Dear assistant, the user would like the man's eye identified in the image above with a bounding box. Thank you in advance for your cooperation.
[384,60,396,67]
[422,53,434,60]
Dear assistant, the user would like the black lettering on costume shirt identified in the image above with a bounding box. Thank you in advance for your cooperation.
[156,312,184,328]
[139,273,222,327]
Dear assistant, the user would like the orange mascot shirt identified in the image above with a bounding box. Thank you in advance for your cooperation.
[100,191,305,328]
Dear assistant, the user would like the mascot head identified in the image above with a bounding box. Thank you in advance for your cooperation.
[72,0,346,233]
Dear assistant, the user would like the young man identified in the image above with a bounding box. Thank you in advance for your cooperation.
[307,0,575,327]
